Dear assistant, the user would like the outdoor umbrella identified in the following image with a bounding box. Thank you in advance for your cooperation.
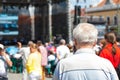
[5,46,19,55]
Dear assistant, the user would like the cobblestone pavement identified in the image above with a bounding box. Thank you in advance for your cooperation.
[8,72,52,80]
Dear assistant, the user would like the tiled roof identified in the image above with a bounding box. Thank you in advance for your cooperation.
[112,0,120,4]
[96,0,106,7]
[96,0,120,7]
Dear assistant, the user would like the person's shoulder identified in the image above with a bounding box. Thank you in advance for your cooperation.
[56,45,61,50]
[29,53,34,57]
[59,55,75,64]
[56,45,61,48]
[20,47,29,50]
[57,45,67,49]
[98,55,113,65]
[64,45,70,48]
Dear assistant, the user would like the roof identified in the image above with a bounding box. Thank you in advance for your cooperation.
[95,0,120,7]
[0,0,66,6]
[112,0,120,4]
[96,0,106,7]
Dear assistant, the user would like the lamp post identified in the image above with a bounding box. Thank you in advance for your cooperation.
[48,0,52,42]
[67,0,72,43]
[29,5,35,40]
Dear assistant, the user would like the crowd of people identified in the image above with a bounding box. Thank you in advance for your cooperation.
[52,23,120,80]
[0,23,120,80]
[0,36,73,80]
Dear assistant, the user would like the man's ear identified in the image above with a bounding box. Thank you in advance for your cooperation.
[74,39,78,49]
[74,39,77,46]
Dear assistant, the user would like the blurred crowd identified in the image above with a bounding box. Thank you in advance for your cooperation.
[1,23,120,80]
[0,38,74,80]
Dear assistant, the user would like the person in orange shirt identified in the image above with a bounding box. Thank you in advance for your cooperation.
[99,32,120,79]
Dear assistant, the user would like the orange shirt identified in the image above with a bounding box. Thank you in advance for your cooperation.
[99,43,120,68]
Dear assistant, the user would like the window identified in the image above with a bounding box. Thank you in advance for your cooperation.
[106,16,110,25]
[114,16,118,25]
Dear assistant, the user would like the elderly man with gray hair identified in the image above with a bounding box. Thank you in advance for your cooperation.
[52,23,118,80]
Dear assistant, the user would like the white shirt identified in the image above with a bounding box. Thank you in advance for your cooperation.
[48,54,56,61]
[0,54,10,76]
[19,47,30,68]
[56,45,70,60]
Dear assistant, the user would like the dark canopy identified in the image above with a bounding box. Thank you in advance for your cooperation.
[1,0,66,6]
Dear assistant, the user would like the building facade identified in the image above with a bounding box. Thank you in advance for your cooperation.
[86,0,120,34]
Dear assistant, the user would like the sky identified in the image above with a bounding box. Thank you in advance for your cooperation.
[69,0,103,9]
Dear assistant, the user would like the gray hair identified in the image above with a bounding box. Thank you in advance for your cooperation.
[59,39,66,45]
[73,23,98,44]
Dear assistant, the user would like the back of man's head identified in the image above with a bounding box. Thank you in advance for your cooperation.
[59,39,66,45]
[73,23,98,45]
